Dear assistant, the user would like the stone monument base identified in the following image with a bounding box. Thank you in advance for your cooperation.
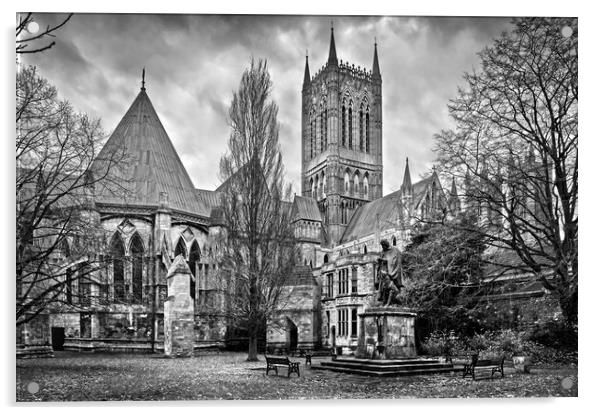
[356,307,417,359]
[163,255,195,357]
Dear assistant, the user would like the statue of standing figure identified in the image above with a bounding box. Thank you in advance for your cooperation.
[375,239,405,306]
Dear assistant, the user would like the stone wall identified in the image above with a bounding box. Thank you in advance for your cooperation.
[17,314,50,346]
[477,293,562,332]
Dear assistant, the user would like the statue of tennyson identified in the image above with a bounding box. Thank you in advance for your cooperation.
[375,239,405,306]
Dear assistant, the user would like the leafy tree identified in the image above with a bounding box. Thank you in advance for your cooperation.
[434,18,577,330]
[218,59,297,361]
[402,212,487,336]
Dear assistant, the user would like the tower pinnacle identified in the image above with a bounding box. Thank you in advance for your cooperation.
[450,177,458,197]
[401,157,412,194]
[303,51,311,88]
[327,25,338,66]
[141,67,146,91]
[372,41,381,80]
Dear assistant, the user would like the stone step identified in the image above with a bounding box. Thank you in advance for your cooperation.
[331,357,444,366]
[320,361,453,372]
[312,364,461,377]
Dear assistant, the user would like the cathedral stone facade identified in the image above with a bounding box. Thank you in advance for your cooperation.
[18,27,553,357]
[267,29,456,354]
[18,81,229,354]
[17,26,456,356]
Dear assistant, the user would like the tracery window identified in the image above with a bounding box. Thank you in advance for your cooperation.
[341,104,346,147]
[174,237,187,258]
[110,233,126,302]
[365,111,370,153]
[348,102,353,149]
[189,241,201,301]
[359,105,365,151]
[130,233,144,303]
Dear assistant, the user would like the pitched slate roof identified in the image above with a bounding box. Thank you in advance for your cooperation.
[285,265,318,286]
[196,189,223,210]
[93,88,209,217]
[340,189,402,244]
[410,173,446,210]
[292,195,322,222]
[340,173,446,244]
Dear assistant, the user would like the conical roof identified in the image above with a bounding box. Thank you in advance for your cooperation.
[93,87,209,217]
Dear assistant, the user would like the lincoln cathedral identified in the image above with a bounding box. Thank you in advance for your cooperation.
[17,27,551,357]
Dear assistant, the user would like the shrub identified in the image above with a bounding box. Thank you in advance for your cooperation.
[423,328,576,364]
[421,330,465,356]
[461,330,526,358]
[524,321,577,350]
[460,329,577,364]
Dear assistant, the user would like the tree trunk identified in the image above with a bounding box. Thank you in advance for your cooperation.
[558,288,578,333]
[247,334,258,361]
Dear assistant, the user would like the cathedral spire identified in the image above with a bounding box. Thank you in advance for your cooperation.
[372,40,381,80]
[141,67,146,91]
[327,24,338,66]
[303,51,311,88]
[401,157,412,194]
[450,177,458,198]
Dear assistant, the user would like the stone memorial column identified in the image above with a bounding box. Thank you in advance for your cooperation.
[164,255,195,357]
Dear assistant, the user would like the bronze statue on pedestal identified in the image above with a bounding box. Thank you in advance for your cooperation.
[375,239,405,306]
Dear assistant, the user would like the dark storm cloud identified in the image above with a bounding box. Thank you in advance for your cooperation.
[21,13,511,193]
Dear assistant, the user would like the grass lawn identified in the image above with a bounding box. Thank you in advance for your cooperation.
[16,351,577,401]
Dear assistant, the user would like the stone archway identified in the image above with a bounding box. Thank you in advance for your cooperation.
[330,325,336,348]
[286,317,298,352]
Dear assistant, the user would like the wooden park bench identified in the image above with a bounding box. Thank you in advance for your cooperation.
[265,355,300,377]
[295,348,313,364]
[462,353,505,380]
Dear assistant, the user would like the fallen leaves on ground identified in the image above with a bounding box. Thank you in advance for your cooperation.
[16,352,577,401]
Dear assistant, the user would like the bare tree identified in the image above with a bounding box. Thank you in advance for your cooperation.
[16,13,73,55]
[16,66,128,326]
[218,59,297,361]
[434,18,577,329]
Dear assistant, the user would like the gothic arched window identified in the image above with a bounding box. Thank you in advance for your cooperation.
[359,105,365,151]
[365,110,370,153]
[322,108,327,152]
[189,241,201,301]
[110,233,126,302]
[363,173,369,198]
[341,103,346,147]
[354,172,360,195]
[310,178,315,199]
[313,116,318,157]
[348,102,353,149]
[174,237,187,259]
[310,116,315,158]
[130,232,144,303]
[319,172,325,199]
[344,170,350,194]
[61,239,73,304]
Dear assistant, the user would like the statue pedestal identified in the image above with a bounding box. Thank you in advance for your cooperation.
[356,307,417,359]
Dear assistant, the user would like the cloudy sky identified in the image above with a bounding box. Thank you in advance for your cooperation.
[21,13,512,194]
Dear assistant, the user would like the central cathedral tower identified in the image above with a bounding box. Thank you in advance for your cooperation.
[301,27,383,246]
